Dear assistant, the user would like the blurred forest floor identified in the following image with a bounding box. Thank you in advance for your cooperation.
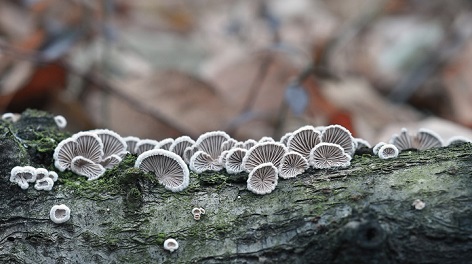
[2,0,472,144]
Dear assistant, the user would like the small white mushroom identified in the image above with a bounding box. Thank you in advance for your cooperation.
[242,142,287,172]
[412,199,426,210]
[378,144,399,160]
[1,113,21,122]
[287,125,321,159]
[135,149,189,192]
[163,238,179,253]
[247,162,278,195]
[54,115,67,129]
[225,148,248,174]
[320,124,356,157]
[34,177,54,191]
[278,151,308,179]
[191,207,206,220]
[10,166,36,189]
[50,204,71,224]
[309,143,351,169]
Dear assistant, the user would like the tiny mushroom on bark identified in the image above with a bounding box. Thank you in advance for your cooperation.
[390,128,413,152]
[242,142,287,172]
[135,149,189,192]
[242,139,257,150]
[183,145,199,165]
[373,142,386,155]
[378,144,399,159]
[156,138,174,150]
[414,128,443,150]
[225,148,248,174]
[34,177,54,191]
[169,136,195,158]
[1,113,21,122]
[190,150,223,173]
[123,136,140,154]
[54,115,67,129]
[320,124,356,157]
[93,129,127,159]
[287,125,321,159]
[309,143,351,169]
[278,152,308,179]
[71,156,106,181]
[163,238,179,253]
[53,137,78,172]
[10,166,36,189]
[279,132,293,146]
[194,131,231,160]
[50,204,71,224]
[135,139,159,155]
[247,162,279,195]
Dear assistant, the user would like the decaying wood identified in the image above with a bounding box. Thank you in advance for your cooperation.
[0,109,471,263]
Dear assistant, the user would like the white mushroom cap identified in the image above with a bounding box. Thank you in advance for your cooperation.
[10,166,37,190]
[415,128,443,150]
[71,156,106,181]
[35,168,49,181]
[242,142,287,173]
[50,204,71,224]
[225,148,247,174]
[54,115,67,129]
[320,124,355,157]
[194,131,231,159]
[378,144,399,159]
[73,131,104,163]
[169,136,195,158]
[309,143,351,169]
[389,128,413,152]
[221,138,238,152]
[373,142,387,155]
[135,139,159,155]
[183,145,198,165]
[446,135,472,146]
[242,139,257,150]
[1,113,21,122]
[287,125,321,159]
[163,238,179,253]
[123,136,140,154]
[34,177,54,191]
[48,171,59,182]
[156,138,174,150]
[354,138,371,149]
[189,150,223,173]
[278,151,308,179]
[53,138,78,172]
[135,149,189,192]
[247,162,278,195]
[258,136,275,143]
[92,129,127,158]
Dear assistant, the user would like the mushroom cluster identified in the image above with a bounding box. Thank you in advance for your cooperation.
[54,129,127,180]
[10,166,58,190]
[177,125,359,195]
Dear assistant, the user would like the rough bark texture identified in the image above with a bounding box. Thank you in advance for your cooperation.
[1,109,472,264]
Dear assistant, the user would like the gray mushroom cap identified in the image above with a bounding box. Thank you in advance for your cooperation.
[135,149,189,192]
[247,162,279,195]
[309,142,351,169]
[278,151,308,179]
[242,142,287,172]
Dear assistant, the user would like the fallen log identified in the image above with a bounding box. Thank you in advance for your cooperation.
[0,109,471,263]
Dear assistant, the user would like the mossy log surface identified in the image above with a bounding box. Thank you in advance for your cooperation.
[1,110,472,264]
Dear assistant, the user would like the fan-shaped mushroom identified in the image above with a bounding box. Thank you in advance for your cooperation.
[247,162,278,195]
[242,142,287,172]
[309,143,351,169]
[287,125,321,159]
[278,152,308,179]
[135,149,189,192]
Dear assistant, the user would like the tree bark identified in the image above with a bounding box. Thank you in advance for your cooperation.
[1,109,471,263]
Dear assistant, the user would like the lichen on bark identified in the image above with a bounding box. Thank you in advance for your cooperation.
[1,109,472,263]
